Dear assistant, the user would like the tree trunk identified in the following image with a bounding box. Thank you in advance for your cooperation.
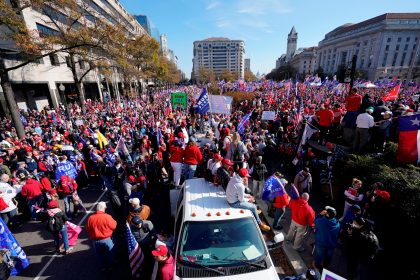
[0,62,25,138]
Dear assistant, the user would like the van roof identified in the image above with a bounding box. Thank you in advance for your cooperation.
[182,178,254,222]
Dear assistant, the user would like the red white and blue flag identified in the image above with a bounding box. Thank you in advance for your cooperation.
[397,113,420,163]
[126,223,144,276]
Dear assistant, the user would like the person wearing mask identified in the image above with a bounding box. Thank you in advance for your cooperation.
[286,185,315,252]
[226,168,270,232]
[86,202,117,272]
[313,206,340,272]
[353,106,374,153]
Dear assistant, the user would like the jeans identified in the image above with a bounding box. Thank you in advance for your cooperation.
[229,200,261,224]
[92,237,115,269]
[183,164,197,180]
[314,244,335,269]
[171,162,183,187]
[273,207,285,228]
[100,175,113,191]
[0,208,17,224]
[28,195,43,219]
[52,225,70,251]
[63,195,73,217]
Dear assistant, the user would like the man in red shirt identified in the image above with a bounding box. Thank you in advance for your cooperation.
[20,173,43,220]
[86,201,117,272]
[152,245,174,280]
[316,104,334,145]
[286,184,315,252]
[343,88,362,128]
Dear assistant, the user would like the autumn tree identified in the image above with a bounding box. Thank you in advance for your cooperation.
[220,69,236,82]
[196,67,214,84]
[244,70,257,81]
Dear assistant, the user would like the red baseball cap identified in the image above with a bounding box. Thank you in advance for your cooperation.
[177,132,186,139]
[213,154,223,161]
[138,176,146,182]
[222,159,233,166]
[238,168,251,178]
[48,200,59,209]
[152,245,168,257]
[128,175,136,182]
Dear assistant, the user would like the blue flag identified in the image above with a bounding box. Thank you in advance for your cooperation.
[0,218,30,276]
[195,88,210,115]
[55,160,78,181]
[262,175,288,201]
[19,114,28,127]
[237,111,253,135]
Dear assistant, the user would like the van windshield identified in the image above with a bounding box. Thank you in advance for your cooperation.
[178,218,267,266]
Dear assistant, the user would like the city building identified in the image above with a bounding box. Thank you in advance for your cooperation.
[192,37,245,80]
[0,0,147,115]
[289,47,318,77]
[245,58,251,72]
[276,27,298,68]
[160,34,169,55]
[317,13,420,81]
[134,15,151,35]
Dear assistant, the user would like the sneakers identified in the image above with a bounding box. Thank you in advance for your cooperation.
[259,223,271,232]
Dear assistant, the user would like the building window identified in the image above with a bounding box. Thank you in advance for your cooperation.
[392,52,398,66]
[413,44,417,50]
[360,59,364,68]
[385,45,389,51]
[79,60,86,69]
[396,45,400,51]
[304,61,306,64]
[404,44,408,51]
[363,41,368,46]
[65,56,72,68]
[406,37,410,42]
[415,37,418,42]
[49,54,60,66]
[36,23,60,37]
[387,38,391,43]
[409,52,415,65]
[382,53,388,67]
[397,37,402,42]
[400,53,407,66]
[356,42,360,47]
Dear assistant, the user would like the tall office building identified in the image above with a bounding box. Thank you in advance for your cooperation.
[160,34,169,54]
[134,15,151,35]
[317,13,420,81]
[192,37,245,80]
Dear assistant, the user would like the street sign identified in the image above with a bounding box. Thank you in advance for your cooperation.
[171,92,187,108]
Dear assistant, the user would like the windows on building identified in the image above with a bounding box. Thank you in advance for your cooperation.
[397,37,402,42]
[36,23,60,37]
[391,52,398,66]
[396,45,400,51]
[406,37,411,42]
[382,53,388,67]
[400,53,407,66]
[49,54,60,66]
[65,56,72,68]
[387,38,391,43]
[385,45,389,51]
[404,44,409,51]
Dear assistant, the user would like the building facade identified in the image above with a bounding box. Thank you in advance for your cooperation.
[289,47,318,77]
[276,27,298,69]
[317,13,420,81]
[134,15,151,35]
[0,0,147,114]
[245,58,251,72]
[192,37,245,80]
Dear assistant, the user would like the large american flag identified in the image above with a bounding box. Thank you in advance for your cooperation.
[125,223,144,276]
[291,98,303,129]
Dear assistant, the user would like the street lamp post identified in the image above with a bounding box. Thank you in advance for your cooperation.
[59,83,71,120]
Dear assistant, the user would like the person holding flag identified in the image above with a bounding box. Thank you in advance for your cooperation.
[262,172,290,230]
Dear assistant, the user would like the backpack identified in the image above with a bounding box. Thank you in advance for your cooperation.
[47,214,64,232]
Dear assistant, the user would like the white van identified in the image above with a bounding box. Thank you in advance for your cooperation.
[172,178,283,280]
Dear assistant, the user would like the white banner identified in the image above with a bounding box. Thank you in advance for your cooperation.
[209,95,232,115]
[262,111,276,120]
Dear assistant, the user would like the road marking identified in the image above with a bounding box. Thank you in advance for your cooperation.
[34,190,107,280]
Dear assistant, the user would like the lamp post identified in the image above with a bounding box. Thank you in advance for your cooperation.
[59,83,71,120]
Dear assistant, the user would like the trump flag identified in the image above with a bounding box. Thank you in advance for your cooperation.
[195,88,210,115]
[397,113,420,163]
[382,84,401,102]
[262,175,288,201]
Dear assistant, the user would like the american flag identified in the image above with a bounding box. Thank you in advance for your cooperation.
[237,110,253,135]
[291,98,303,129]
[126,223,144,276]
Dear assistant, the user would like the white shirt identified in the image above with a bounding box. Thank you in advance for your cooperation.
[0,182,17,213]
[226,174,250,204]
[356,113,374,129]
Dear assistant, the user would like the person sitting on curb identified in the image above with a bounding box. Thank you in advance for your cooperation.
[313,206,340,272]
[286,184,315,252]
[226,168,270,232]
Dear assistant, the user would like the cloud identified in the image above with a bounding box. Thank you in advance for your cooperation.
[236,0,291,15]
[206,0,220,10]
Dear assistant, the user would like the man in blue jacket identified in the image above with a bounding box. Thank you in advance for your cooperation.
[313,206,340,272]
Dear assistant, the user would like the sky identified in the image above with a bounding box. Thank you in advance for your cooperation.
[119,0,420,78]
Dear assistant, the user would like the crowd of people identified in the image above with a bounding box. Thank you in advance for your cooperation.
[0,75,417,279]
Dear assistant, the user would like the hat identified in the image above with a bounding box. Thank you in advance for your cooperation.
[131,216,143,226]
[177,132,186,139]
[256,156,262,163]
[129,197,140,206]
[48,200,59,209]
[351,204,361,211]
[128,175,136,182]
[325,206,337,218]
[138,176,146,182]
[303,167,310,173]
[16,171,27,180]
[238,168,250,178]
[381,110,393,116]
[213,154,223,161]
[222,159,233,166]
[151,245,168,257]
[366,106,374,111]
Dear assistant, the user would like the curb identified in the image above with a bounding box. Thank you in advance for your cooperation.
[282,242,308,275]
